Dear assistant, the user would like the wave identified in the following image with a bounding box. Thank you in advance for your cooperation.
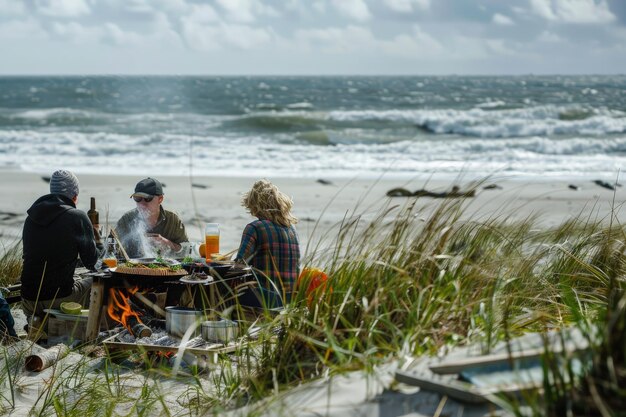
[227,112,324,131]
[328,105,626,138]
[3,104,623,139]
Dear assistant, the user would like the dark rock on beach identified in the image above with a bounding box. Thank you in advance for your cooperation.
[191,183,209,189]
[387,186,475,198]
[593,180,615,191]
[386,188,413,197]
[317,179,333,186]
[483,184,502,190]
[41,176,51,183]
[569,184,580,191]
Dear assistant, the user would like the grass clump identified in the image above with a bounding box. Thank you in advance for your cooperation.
[249,196,625,397]
[0,241,21,288]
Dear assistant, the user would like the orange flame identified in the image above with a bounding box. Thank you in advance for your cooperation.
[107,286,145,330]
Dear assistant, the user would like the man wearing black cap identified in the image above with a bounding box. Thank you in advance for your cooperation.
[115,177,188,258]
[20,169,100,324]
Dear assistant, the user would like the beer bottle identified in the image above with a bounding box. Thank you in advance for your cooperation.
[88,197,99,227]
[88,197,101,245]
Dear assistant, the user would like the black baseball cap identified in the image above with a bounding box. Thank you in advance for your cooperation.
[131,178,163,198]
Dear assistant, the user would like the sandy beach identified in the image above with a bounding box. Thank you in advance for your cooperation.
[0,168,623,257]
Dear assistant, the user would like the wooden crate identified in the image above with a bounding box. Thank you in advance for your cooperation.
[48,316,87,341]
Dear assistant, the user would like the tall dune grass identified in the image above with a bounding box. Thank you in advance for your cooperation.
[0,241,21,287]
[0,196,624,415]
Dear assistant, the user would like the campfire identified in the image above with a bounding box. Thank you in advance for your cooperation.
[107,286,152,338]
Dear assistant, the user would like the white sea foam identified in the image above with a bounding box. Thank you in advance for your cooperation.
[13,108,100,120]
[286,102,314,110]
[1,129,624,180]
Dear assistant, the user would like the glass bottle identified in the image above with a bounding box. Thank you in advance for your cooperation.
[102,234,118,268]
[87,197,99,227]
[88,197,101,245]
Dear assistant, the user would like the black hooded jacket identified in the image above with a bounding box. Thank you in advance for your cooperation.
[20,194,99,301]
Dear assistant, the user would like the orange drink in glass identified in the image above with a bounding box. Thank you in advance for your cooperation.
[103,257,118,268]
[205,223,220,262]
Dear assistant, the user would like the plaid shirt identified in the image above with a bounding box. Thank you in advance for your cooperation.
[236,219,300,293]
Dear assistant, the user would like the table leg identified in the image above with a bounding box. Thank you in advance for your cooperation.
[86,280,105,342]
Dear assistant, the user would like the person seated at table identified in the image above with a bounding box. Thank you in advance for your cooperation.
[20,170,99,323]
[235,179,300,307]
[116,177,188,258]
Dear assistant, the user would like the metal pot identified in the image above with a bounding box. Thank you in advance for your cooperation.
[165,306,204,338]
[201,320,239,343]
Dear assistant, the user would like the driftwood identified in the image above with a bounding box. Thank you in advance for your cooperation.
[593,180,616,191]
[387,186,475,198]
[24,344,69,372]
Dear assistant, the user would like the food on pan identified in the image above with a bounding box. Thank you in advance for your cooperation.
[114,260,187,276]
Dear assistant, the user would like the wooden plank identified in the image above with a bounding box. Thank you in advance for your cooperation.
[85,280,105,342]
[395,370,489,404]
[395,369,541,404]
[428,345,586,375]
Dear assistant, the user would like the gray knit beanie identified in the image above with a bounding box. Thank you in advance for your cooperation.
[50,170,80,199]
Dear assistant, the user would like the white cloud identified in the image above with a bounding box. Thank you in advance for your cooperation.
[529,0,615,24]
[35,0,90,17]
[0,18,47,39]
[0,0,26,16]
[383,0,430,13]
[185,4,219,23]
[214,0,280,23]
[492,13,515,26]
[51,21,101,42]
[102,23,143,45]
[486,39,516,55]
[50,21,143,45]
[154,0,189,14]
[380,24,443,57]
[331,0,371,22]
[312,1,326,13]
[295,25,374,53]
[181,13,273,51]
[538,30,563,42]
[121,0,153,14]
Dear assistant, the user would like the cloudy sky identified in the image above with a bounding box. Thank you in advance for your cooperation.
[1,0,624,75]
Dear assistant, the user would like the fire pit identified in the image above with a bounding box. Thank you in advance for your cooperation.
[84,261,255,341]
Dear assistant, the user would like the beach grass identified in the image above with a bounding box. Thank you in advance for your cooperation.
[1,195,624,415]
[0,241,21,288]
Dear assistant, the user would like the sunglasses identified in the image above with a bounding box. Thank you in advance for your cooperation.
[132,196,154,203]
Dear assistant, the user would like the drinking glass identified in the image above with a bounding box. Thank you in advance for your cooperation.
[205,223,220,262]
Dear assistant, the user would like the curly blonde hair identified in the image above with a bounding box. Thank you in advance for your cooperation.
[241,179,298,227]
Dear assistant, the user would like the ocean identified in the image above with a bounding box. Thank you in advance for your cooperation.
[0,75,624,180]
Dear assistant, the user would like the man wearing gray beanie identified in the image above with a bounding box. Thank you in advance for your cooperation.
[20,169,100,335]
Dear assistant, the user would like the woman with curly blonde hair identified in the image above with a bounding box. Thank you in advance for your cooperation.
[235,179,300,306]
